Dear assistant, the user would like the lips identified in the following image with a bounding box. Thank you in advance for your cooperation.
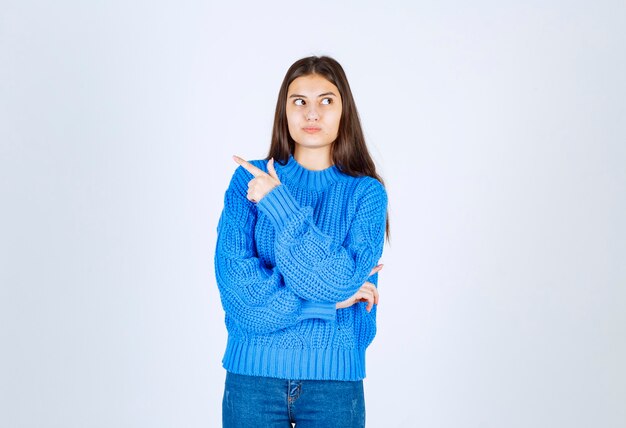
[302,127,321,133]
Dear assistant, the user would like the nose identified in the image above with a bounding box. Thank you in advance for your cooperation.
[306,105,319,121]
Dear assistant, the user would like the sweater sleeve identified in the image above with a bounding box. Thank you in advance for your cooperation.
[256,176,388,303]
[214,166,336,335]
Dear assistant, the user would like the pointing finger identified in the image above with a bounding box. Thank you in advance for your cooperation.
[369,264,383,277]
[233,155,265,178]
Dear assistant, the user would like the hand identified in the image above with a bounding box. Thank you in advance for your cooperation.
[335,264,383,312]
[233,155,281,203]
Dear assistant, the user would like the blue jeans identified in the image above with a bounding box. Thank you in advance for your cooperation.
[222,372,365,427]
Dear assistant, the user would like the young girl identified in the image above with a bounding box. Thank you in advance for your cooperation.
[215,55,389,427]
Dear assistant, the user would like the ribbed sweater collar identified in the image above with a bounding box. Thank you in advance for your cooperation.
[278,155,343,191]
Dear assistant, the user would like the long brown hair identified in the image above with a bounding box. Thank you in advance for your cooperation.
[267,55,390,239]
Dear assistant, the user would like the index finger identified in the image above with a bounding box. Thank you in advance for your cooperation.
[233,155,265,177]
[369,264,383,277]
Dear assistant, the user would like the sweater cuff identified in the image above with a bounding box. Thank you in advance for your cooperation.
[257,185,301,230]
[299,301,337,322]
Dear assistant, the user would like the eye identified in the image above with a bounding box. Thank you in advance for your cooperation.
[321,97,333,105]
[294,98,305,106]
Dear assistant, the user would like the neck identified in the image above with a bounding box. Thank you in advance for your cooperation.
[280,153,343,190]
[293,146,332,170]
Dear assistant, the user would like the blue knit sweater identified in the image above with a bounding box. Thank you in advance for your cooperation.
[215,155,387,381]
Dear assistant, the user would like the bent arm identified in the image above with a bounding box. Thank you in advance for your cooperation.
[256,178,387,303]
[215,167,336,335]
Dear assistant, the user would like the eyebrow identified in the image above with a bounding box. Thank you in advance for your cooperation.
[288,92,338,98]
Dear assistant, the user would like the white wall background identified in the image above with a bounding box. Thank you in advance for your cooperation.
[1,1,624,427]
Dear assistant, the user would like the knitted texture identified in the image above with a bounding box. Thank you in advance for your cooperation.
[215,155,387,380]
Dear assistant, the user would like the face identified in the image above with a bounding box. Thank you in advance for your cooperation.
[286,74,342,152]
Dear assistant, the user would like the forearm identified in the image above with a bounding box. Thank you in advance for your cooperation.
[216,263,335,334]
[215,202,337,334]
[256,182,387,303]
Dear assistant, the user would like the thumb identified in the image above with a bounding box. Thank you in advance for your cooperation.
[267,158,280,182]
